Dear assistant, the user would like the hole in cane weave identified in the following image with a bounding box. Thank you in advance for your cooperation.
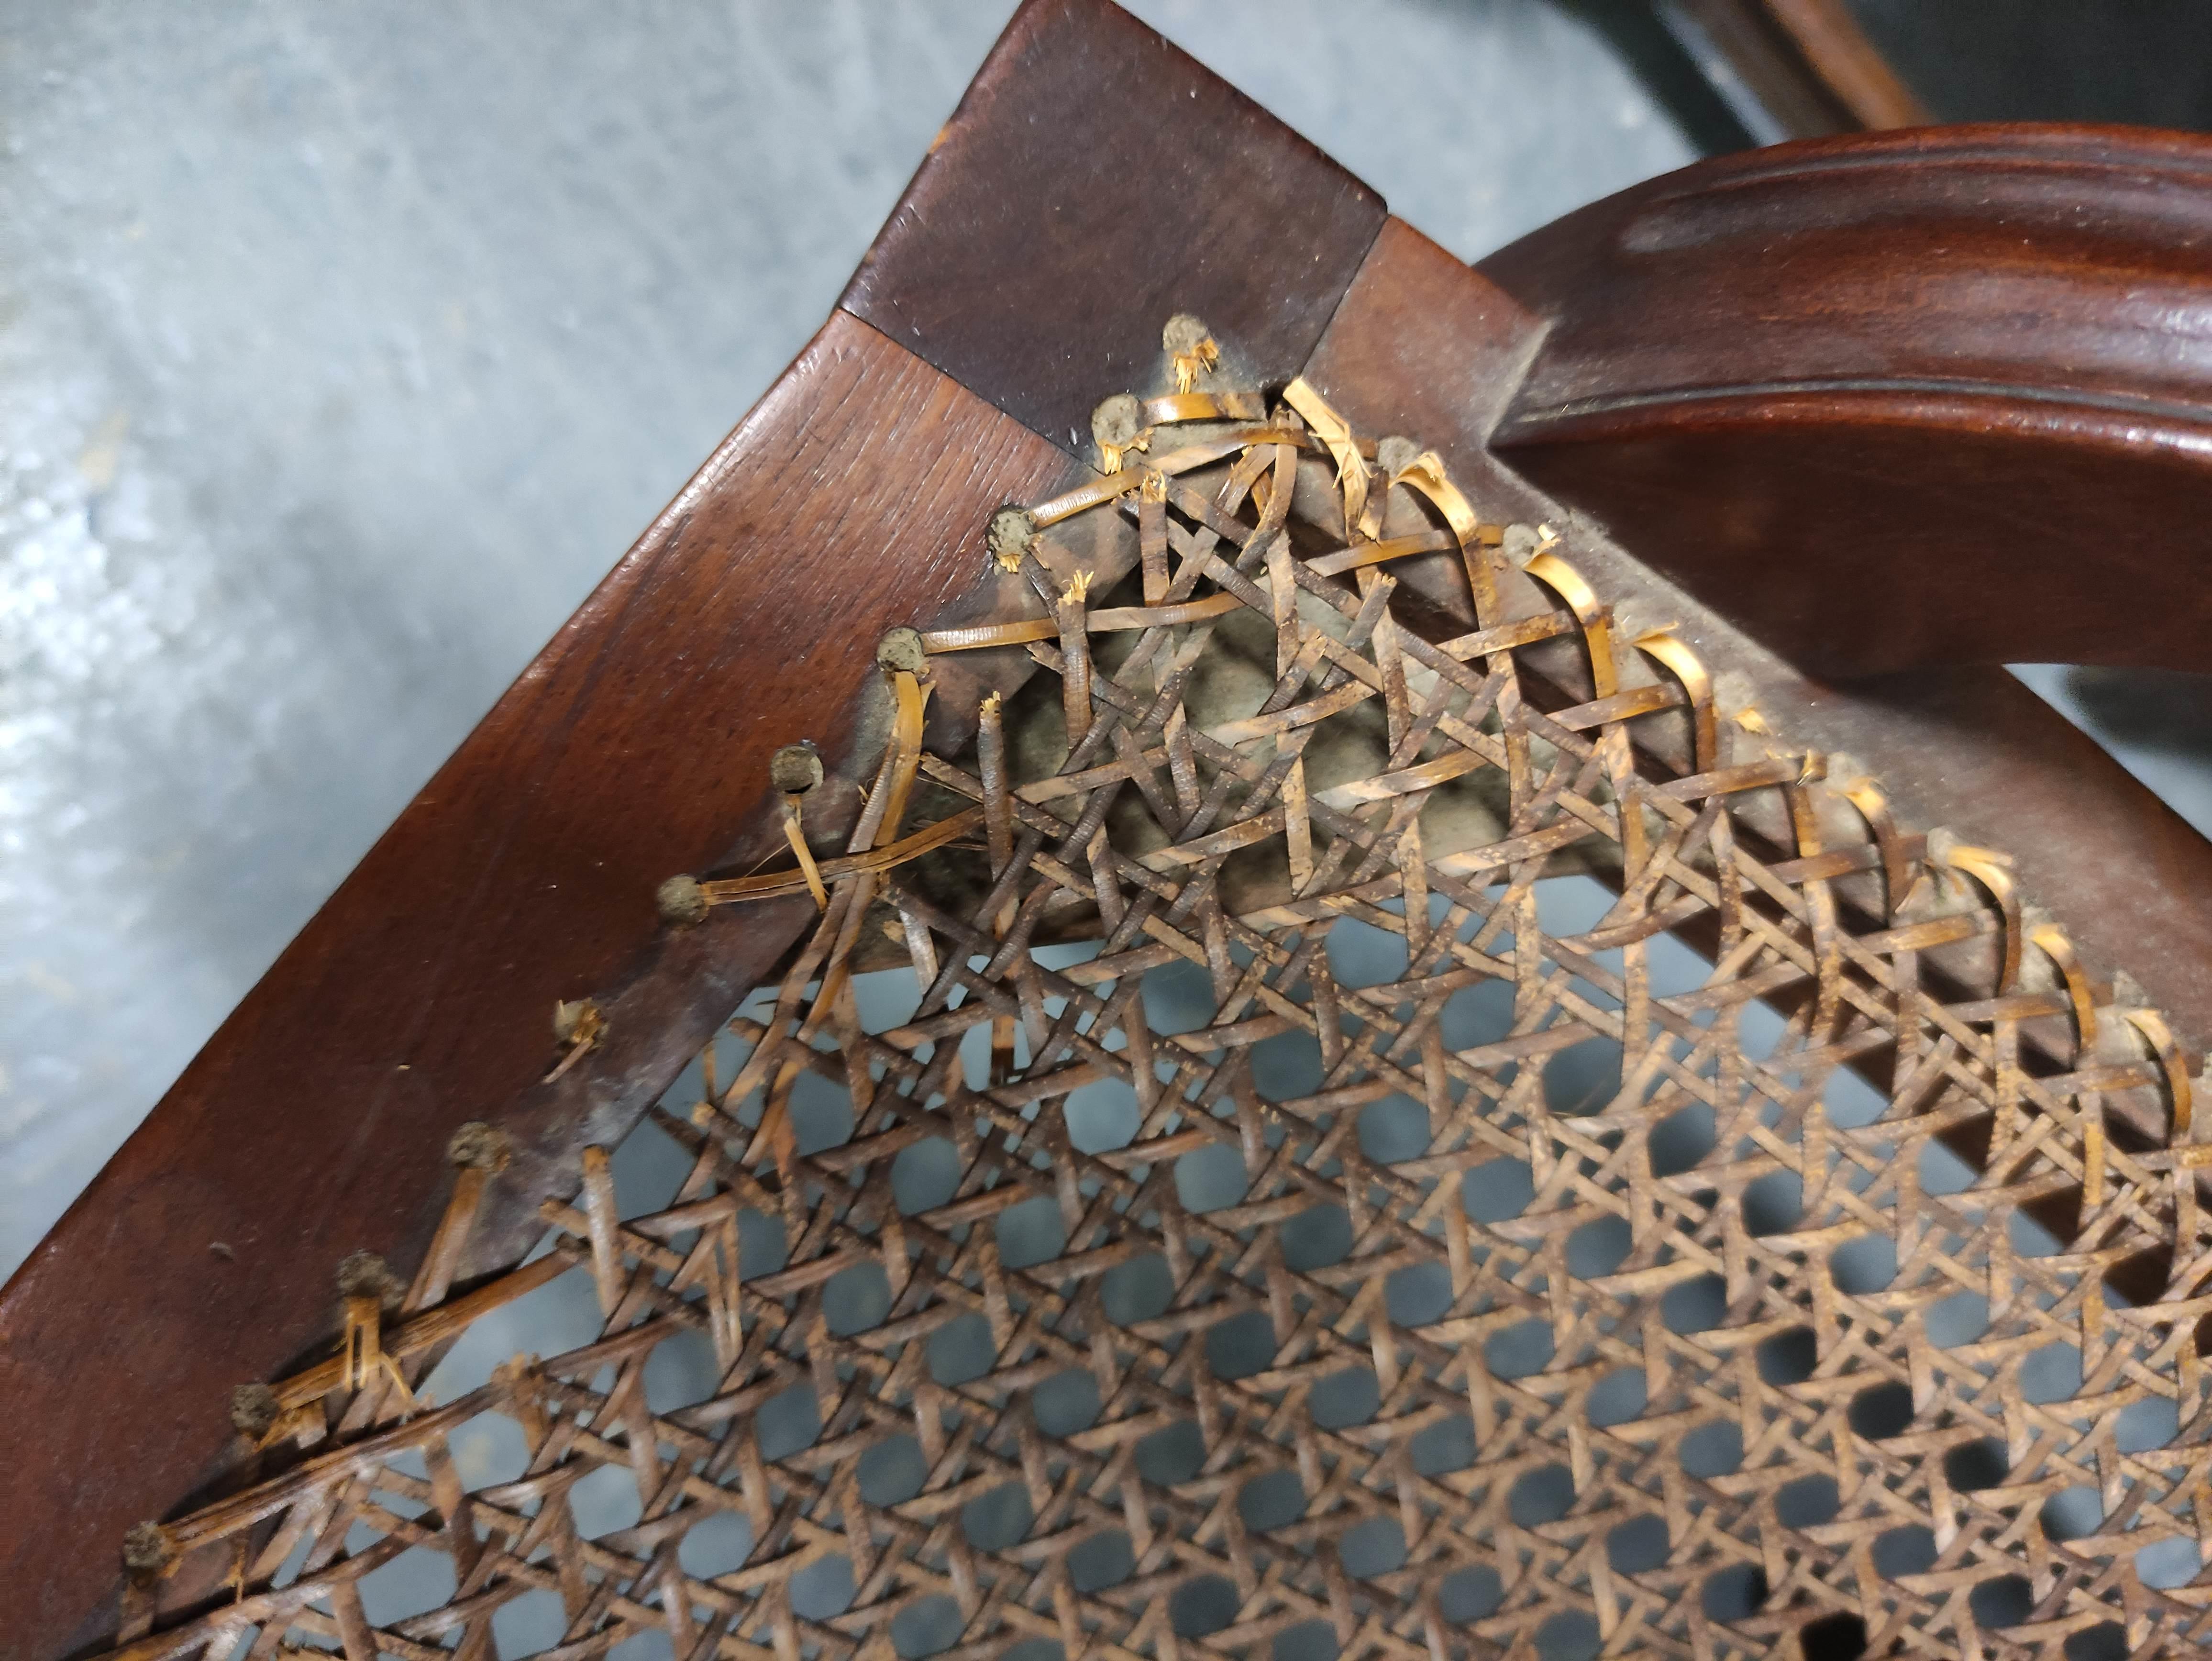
[1758,1327,1819,1385]
[446,1409,529,1487]
[1822,1065,1889,1129]
[678,1507,753,1578]
[1848,1382,1914,1440]
[929,1313,996,1385]
[493,1588,569,1655]
[1177,1140,1249,1211]
[1874,1525,1937,1577]
[893,1136,962,1213]
[1275,1620,1338,1661]
[1946,1437,2008,1492]
[1829,1234,1896,1294]
[995,1194,1068,1267]
[1282,1201,1353,1269]
[1142,956,1218,1034]
[1252,1029,1325,1101]
[1102,1252,1174,1324]
[1662,1272,1727,1333]
[1386,1260,1452,1326]
[1536,1608,1602,1661]
[1208,1308,1278,1379]
[1544,1037,1622,1116]
[1588,1368,1647,1427]
[861,1434,929,1506]
[612,1110,696,1217]
[1358,1093,1430,1163]
[824,1259,893,1335]
[2115,1393,2180,1451]
[1701,1563,1768,1623]
[2067,1623,2129,1661]
[1681,1420,1743,1479]
[1172,1573,1240,1637]
[2040,1485,2101,1542]
[1969,1573,2034,1628]
[1440,1564,1504,1621]
[642,1324,720,1413]
[267,1532,313,1591]
[891,1592,961,1656]
[1608,1514,1670,1575]
[1798,1611,1868,1661]
[419,1257,601,1399]
[1033,1368,1101,1435]
[758,1379,822,1459]
[2008,1201,2068,1257]
[2103,1241,2179,1311]
[1327,915,1408,990]
[2135,1536,2201,1588]
[1411,1413,1476,1473]
[1511,1463,1576,1527]
[1440,976,1513,1050]
[2022,1340,2084,1403]
[962,1482,1034,1551]
[1650,1102,1715,1176]
[1462,1156,1535,1223]
[1239,1469,1307,1532]
[1927,1288,1990,1348]
[1070,1527,1135,1592]
[1742,1169,1803,1236]
[1919,1135,1979,1196]
[1312,1365,1382,1428]
[1062,1074,1139,1153]
[1002,1642,1063,1661]
[1340,1515,1408,1578]
[568,1462,644,1537]
[610,1638,673,1661]
[355,1540,457,1625]
[1486,1318,1555,1379]
[855,962,926,1033]
[735,1205,789,1278]
[1139,1418,1207,1485]
[1567,1213,1632,1278]
[1777,1474,1840,1528]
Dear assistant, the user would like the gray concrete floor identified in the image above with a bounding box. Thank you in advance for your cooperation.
[0,1,1702,1279]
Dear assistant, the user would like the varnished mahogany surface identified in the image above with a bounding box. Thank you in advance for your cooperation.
[841,0,1384,457]
[1479,125,2212,676]
[0,314,1078,1660]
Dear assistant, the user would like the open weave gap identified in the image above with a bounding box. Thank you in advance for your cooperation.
[102,360,2210,1661]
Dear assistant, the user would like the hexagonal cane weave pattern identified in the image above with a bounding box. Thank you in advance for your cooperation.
[101,360,2209,1661]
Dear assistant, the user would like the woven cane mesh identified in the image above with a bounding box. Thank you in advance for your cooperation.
[102,368,2210,1661]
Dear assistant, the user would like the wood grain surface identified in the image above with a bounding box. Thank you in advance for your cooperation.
[0,313,1079,1661]
[840,0,1384,457]
[1674,0,1927,135]
[1479,124,2212,676]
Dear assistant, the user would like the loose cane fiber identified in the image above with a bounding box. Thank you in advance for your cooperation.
[98,349,2211,1661]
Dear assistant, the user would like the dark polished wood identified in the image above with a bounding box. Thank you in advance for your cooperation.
[0,314,1080,1661]
[840,0,1384,456]
[1307,217,2212,1068]
[1671,0,1925,136]
[1480,124,2212,677]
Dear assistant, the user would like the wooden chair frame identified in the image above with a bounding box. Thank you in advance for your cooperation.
[9,2,2212,1654]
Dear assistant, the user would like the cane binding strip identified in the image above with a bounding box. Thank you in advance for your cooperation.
[99,352,2208,1661]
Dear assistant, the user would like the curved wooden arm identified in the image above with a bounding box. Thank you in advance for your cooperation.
[1479,124,2212,676]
